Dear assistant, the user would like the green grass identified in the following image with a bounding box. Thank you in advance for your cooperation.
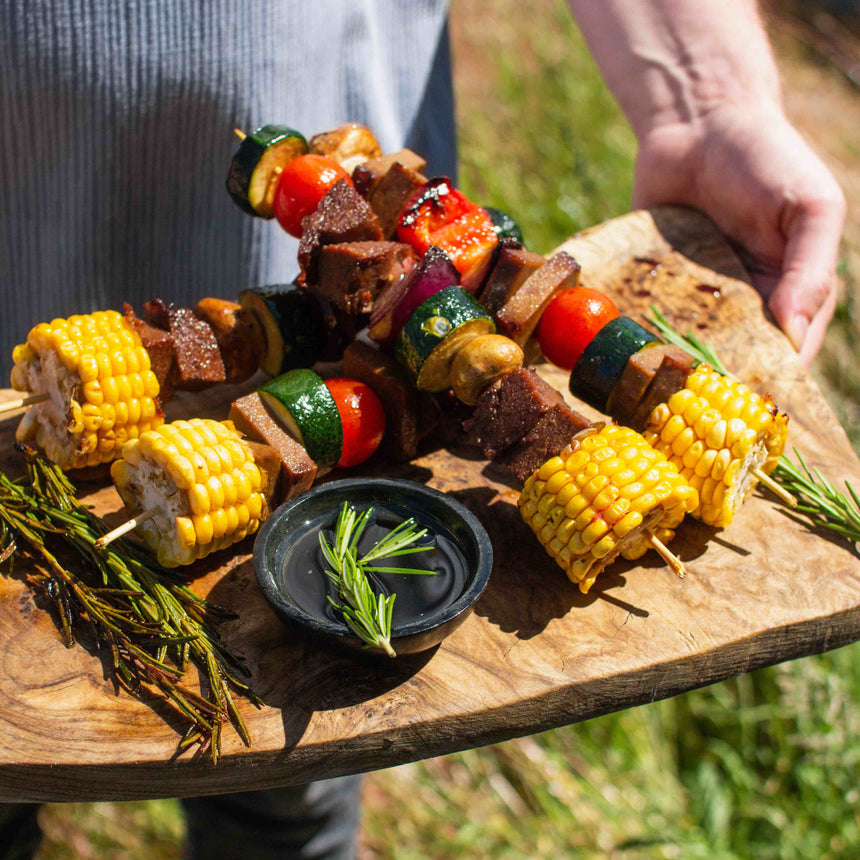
[32,1,860,857]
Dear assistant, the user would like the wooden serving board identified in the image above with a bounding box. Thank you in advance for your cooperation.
[1,207,859,803]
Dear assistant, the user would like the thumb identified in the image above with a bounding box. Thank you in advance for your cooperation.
[767,193,844,359]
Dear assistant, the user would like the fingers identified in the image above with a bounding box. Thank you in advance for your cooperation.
[766,187,845,360]
[797,278,838,367]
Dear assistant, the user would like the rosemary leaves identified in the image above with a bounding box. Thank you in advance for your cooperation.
[318,502,434,657]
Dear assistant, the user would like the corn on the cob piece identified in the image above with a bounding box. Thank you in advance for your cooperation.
[519,424,698,593]
[642,364,788,528]
[11,310,163,469]
[110,418,268,567]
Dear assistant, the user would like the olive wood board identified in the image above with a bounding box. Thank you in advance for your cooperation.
[1,206,858,803]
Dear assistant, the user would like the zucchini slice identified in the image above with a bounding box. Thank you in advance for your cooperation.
[259,369,343,468]
[395,286,495,392]
[226,125,308,217]
[569,316,659,413]
[238,285,327,377]
[484,206,524,245]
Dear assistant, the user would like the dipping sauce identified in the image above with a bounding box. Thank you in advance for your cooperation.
[275,504,472,632]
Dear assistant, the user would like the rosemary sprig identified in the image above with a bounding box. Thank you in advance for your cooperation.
[318,502,433,657]
[0,446,261,761]
[647,305,860,546]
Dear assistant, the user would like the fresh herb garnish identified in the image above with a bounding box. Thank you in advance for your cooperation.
[647,305,860,546]
[0,445,260,762]
[318,502,434,657]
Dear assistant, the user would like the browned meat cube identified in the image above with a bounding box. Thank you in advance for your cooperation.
[607,343,695,431]
[298,180,383,285]
[479,247,546,316]
[316,241,415,315]
[142,299,226,390]
[463,368,566,460]
[495,252,581,347]
[352,149,427,198]
[122,303,177,401]
[369,162,428,238]
[342,339,439,461]
[229,392,317,502]
[193,297,263,383]
[628,347,697,431]
[495,403,590,482]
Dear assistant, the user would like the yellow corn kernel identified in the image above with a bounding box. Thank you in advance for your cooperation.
[248,492,263,520]
[613,510,643,539]
[175,517,196,549]
[537,456,565,481]
[564,493,590,520]
[192,514,214,545]
[660,414,687,445]
[582,474,610,503]
[545,469,573,496]
[205,475,226,509]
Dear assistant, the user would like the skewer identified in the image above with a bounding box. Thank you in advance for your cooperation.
[0,392,49,414]
[752,466,797,508]
[94,509,157,549]
[647,531,687,579]
[233,128,247,141]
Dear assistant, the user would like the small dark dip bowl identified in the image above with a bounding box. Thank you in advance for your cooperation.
[254,478,493,658]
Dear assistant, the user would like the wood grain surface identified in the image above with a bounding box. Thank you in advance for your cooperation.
[1,206,858,803]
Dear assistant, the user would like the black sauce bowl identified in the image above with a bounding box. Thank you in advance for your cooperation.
[254,478,493,657]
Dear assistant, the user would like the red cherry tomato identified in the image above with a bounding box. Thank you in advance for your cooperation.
[324,378,386,468]
[537,287,620,370]
[272,154,351,238]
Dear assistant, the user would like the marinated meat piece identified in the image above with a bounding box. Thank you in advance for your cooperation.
[479,247,546,316]
[352,149,427,198]
[193,297,263,383]
[342,339,439,461]
[122,303,177,401]
[316,241,415,315]
[298,179,383,285]
[607,343,694,431]
[495,252,581,347]
[369,162,428,238]
[142,299,226,390]
[229,392,317,501]
[629,348,697,431]
[463,368,566,460]
[495,403,590,482]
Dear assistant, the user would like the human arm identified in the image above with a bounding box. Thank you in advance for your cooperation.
[566,0,846,364]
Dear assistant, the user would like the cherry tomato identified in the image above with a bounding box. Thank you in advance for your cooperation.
[272,154,351,238]
[537,287,620,370]
[323,378,386,468]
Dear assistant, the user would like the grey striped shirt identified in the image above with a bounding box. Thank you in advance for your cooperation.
[0,0,454,376]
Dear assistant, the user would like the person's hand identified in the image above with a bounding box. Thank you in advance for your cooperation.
[632,100,845,365]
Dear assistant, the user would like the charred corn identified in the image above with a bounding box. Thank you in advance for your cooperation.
[519,424,698,593]
[110,418,268,567]
[643,364,788,527]
[11,311,163,469]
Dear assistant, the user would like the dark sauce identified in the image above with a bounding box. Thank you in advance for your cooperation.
[276,505,471,633]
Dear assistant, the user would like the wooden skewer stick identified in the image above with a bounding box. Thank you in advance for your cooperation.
[233,128,247,141]
[647,531,687,579]
[0,392,50,414]
[752,466,797,508]
[94,509,157,549]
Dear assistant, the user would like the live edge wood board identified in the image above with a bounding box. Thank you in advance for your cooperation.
[1,206,858,803]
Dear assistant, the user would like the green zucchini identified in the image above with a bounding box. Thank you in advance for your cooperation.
[569,316,659,413]
[226,125,308,217]
[484,206,524,244]
[239,285,327,377]
[395,286,495,392]
[259,369,343,468]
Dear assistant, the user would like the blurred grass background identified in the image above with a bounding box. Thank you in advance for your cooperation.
[33,1,860,857]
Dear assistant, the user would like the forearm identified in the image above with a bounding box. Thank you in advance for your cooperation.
[566,0,782,137]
